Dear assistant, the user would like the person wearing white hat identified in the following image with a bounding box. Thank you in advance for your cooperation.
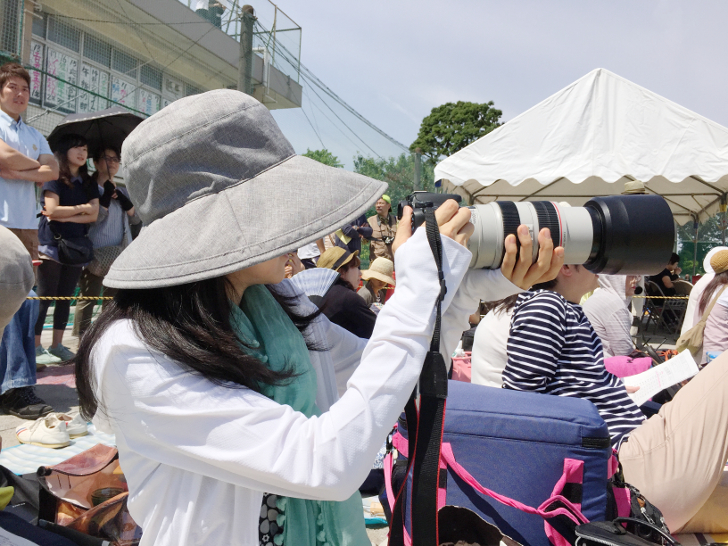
[73,90,563,546]
[680,246,728,336]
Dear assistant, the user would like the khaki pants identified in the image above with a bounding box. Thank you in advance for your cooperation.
[8,228,39,261]
[72,268,117,338]
[619,351,728,533]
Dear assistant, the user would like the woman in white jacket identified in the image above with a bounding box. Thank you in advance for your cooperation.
[73,90,562,546]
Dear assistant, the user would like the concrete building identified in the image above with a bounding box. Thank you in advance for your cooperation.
[0,0,302,135]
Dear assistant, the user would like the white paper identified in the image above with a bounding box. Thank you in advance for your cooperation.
[0,526,42,546]
[622,350,699,407]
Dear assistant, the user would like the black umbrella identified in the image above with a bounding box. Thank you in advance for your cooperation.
[47,106,144,157]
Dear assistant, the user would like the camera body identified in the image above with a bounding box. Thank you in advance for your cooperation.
[397,191,675,275]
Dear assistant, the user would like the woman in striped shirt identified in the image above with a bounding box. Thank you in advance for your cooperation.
[502,264,728,534]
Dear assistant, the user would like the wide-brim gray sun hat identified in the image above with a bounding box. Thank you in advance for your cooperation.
[104,90,387,289]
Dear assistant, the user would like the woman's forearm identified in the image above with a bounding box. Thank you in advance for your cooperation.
[53,212,98,224]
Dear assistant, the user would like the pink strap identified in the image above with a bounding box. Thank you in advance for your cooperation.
[392,431,408,459]
[608,450,620,479]
[384,452,396,513]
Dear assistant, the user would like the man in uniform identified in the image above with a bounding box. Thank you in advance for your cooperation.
[366,195,397,262]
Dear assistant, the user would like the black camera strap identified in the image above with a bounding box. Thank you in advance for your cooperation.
[390,207,449,546]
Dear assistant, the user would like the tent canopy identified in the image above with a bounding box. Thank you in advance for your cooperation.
[434,68,728,225]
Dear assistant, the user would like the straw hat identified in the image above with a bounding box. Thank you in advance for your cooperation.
[104,90,386,289]
[622,180,647,195]
[317,247,359,271]
[703,246,728,274]
[361,257,395,286]
[710,249,728,275]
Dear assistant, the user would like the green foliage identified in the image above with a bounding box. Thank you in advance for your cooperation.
[676,213,728,276]
[410,101,503,164]
[353,153,436,218]
[302,148,343,168]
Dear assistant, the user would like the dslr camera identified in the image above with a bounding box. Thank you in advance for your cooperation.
[397,192,675,275]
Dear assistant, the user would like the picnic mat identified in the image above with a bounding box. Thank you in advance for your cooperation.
[35,364,76,389]
[0,423,115,475]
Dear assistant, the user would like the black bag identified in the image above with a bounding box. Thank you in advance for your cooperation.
[49,223,94,265]
[575,519,679,546]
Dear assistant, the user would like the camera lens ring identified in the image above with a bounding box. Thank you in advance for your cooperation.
[532,201,561,249]
[497,201,520,253]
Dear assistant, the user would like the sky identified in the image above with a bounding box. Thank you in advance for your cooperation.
[267,0,728,170]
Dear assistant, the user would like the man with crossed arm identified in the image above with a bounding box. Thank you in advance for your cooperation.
[0,62,60,418]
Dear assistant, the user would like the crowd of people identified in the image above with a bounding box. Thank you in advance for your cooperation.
[1,68,728,546]
[0,62,137,420]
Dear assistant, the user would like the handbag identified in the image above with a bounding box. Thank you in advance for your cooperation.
[676,286,727,358]
[86,245,123,277]
[37,444,142,545]
[48,222,94,266]
[86,213,130,277]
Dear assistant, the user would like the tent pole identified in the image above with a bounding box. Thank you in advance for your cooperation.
[693,215,699,279]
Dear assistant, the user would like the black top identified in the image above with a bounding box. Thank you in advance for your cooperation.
[316,280,377,339]
[38,177,100,246]
[648,268,677,297]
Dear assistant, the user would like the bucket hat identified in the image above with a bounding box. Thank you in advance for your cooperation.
[361,257,395,286]
[317,247,359,272]
[0,227,34,334]
[104,90,387,289]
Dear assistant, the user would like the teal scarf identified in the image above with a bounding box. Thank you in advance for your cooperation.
[231,285,369,546]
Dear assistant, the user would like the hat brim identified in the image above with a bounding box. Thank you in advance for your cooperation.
[361,270,395,286]
[104,155,387,289]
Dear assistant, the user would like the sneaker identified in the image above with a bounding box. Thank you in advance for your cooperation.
[35,345,62,366]
[16,415,70,449]
[1,387,53,419]
[47,344,75,362]
[49,413,88,438]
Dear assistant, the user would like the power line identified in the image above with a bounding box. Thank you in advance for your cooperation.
[300,104,325,148]
[253,20,409,155]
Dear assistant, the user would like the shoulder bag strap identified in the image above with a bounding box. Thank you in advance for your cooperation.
[389,208,449,546]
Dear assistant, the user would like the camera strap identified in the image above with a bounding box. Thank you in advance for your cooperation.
[389,207,449,546]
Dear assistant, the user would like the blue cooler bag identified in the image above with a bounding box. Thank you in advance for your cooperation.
[388,380,613,546]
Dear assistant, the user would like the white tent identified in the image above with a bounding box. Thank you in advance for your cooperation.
[434,68,728,227]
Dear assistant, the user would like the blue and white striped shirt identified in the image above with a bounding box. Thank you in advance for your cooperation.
[502,290,645,449]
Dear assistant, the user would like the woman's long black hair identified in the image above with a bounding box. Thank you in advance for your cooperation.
[53,133,92,190]
[74,277,322,420]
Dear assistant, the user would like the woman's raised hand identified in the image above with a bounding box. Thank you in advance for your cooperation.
[501,226,564,290]
[392,200,473,256]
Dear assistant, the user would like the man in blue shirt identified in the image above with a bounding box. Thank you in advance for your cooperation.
[0,63,60,418]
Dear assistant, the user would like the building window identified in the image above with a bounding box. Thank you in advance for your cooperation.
[140,64,162,91]
[186,84,201,96]
[112,49,138,79]
[47,17,81,53]
[83,34,111,68]
[32,13,46,38]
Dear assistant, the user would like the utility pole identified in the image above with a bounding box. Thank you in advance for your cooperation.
[413,147,422,191]
[237,5,255,95]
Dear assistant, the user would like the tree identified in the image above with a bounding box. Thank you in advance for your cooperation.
[302,148,343,168]
[353,152,436,217]
[410,101,503,164]
[677,213,728,276]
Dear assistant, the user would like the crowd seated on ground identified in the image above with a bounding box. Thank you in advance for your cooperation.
[315,247,377,339]
[501,262,728,534]
[358,256,395,310]
[581,274,640,357]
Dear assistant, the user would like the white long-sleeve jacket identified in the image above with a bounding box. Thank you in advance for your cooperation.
[91,229,521,545]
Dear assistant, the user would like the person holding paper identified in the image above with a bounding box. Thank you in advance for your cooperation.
[503,264,728,534]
